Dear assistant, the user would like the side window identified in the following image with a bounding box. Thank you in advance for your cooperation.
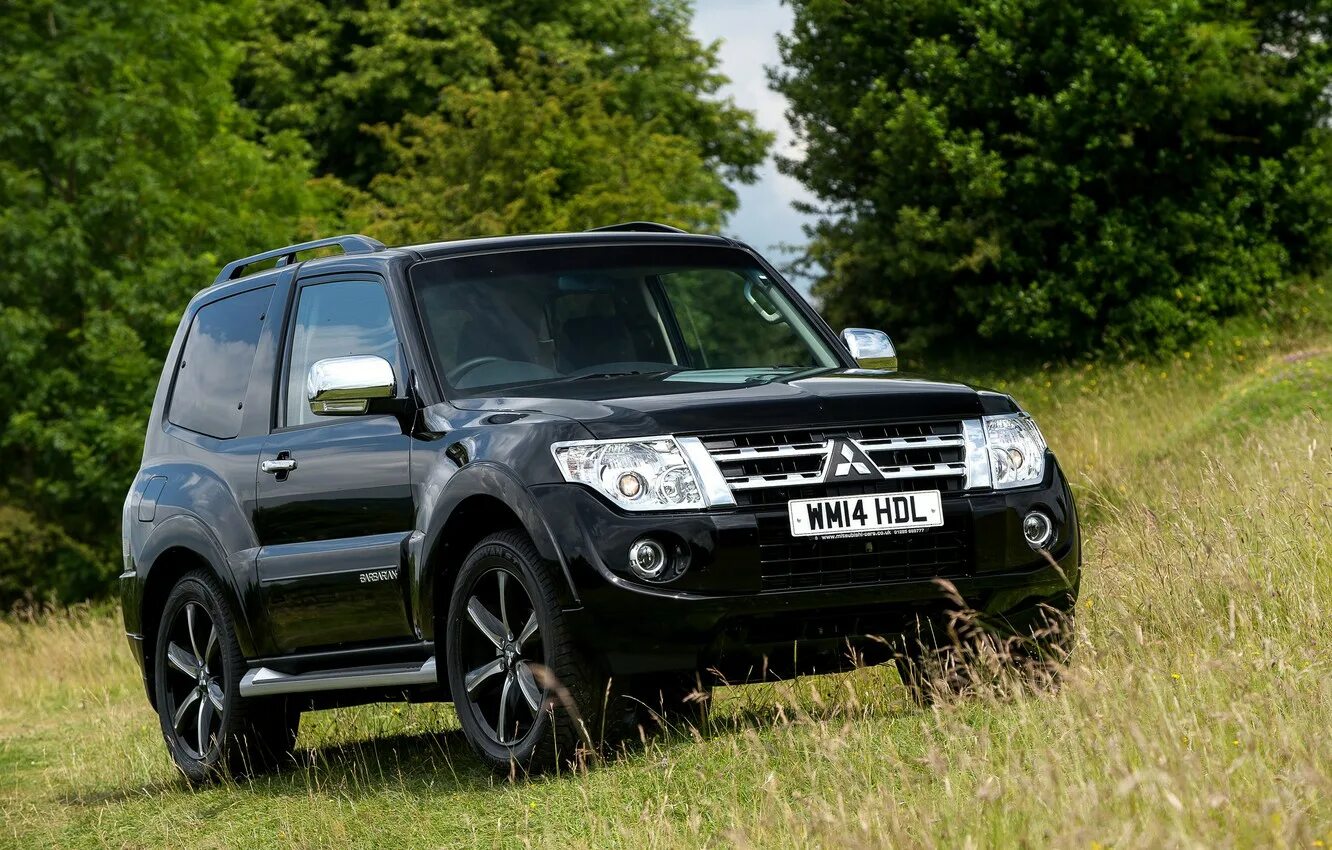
[283,280,400,427]
[168,285,275,439]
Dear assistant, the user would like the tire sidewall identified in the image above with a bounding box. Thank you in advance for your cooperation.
[446,539,556,768]
[153,574,241,783]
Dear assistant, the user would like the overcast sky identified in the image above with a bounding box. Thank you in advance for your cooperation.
[691,0,816,280]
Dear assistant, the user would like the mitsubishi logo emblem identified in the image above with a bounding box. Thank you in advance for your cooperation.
[834,443,869,477]
[823,438,883,482]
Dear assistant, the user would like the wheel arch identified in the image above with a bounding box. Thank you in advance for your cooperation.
[413,463,578,642]
[138,516,257,707]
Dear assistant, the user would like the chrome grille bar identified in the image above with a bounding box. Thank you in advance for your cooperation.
[707,443,829,461]
[726,461,966,490]
[730,471,825,490]
[858,435,965,451]
[706,426,973,493]
[875,462,967,479]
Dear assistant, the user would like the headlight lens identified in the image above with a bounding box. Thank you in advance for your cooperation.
[983,413,1047,488]
[552,436,706,510]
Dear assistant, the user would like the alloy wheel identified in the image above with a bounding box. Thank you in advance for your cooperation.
[162,601,225,760]
[458,567,546,745]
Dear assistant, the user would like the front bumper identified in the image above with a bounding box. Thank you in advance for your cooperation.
[532,455,1081,679]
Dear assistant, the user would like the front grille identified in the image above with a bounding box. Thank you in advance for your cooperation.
[700,420,976,591]
[702,420,968,508]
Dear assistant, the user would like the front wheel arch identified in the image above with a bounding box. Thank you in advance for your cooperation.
[414,464,578,642]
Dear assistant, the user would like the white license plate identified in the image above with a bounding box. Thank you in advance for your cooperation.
[787,491,944,538]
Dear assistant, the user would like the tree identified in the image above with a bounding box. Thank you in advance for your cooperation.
[234,0,771,224]
[774,0,1332,354]
[0,0,333,604]
[0,0,768,605]
[350,49,733,241]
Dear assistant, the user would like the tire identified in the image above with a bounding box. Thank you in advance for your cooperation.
[153,570,300,783]
[445,530,602,774]
[619,674,713,734]
[895,604,1076,705]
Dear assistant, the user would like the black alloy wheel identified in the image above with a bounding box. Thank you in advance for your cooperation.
[160,599,225,762]
[447,531,600,773]
[457,566,545,745]
[154,571,300,783]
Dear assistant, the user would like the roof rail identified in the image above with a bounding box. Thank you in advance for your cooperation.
[212,234,386,286]
[586,221,687,234]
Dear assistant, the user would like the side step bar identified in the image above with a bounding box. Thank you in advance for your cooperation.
[239,657,437,697]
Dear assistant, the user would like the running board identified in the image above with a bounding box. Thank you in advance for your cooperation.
[239,657,437,697]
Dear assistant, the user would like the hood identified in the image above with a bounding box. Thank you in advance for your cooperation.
[449,369,1018,438]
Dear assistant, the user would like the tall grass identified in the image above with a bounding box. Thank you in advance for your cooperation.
[1,310,1328,847]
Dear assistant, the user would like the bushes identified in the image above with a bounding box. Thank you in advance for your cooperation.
[776,0,1332,354]
[0,507,102,608]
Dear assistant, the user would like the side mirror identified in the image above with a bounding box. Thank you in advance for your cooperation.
[307,355,396,415]
[840,328,898,372]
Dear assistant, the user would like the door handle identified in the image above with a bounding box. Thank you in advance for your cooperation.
[261,458,297,474]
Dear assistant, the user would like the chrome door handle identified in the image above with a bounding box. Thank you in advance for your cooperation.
[261,458,297,474]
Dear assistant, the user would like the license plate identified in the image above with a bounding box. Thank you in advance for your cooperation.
[787,491,944,538]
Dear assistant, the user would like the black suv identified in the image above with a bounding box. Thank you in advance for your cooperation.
[121,224,1080,779]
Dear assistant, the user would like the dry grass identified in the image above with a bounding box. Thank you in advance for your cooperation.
[1,321,1329,848]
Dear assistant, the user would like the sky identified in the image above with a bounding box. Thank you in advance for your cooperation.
[690,0,817,283]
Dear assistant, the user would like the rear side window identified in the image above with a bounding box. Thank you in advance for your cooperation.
[168,286,274,439]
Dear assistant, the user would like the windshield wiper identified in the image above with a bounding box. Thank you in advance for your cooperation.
[567,367,682,382]
[744,364,834,383]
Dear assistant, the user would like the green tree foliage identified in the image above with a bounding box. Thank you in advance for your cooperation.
[350,49,734,241]
[0,0,768,605]
[775,0,1332,353]
[0,0,333,605]
[234,0,771,223]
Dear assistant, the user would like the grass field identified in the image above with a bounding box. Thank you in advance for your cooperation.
[2,290,1329,848]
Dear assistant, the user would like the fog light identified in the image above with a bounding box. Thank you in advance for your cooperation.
[627,538,669,581]
[1023,510,1055,549]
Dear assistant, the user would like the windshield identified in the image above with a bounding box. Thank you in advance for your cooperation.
[410,245,841,395]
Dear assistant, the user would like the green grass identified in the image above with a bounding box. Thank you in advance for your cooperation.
[2,291,1330,848]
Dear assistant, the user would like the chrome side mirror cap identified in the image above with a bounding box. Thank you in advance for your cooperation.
[307,355,396,415]
[840,328,898,372]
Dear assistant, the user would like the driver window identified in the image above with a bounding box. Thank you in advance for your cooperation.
[284,280,401,427]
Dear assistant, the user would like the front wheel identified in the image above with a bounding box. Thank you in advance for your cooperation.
[445,530,602,774]
[153,571,300,783]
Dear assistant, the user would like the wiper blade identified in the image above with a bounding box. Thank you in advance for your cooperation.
[568,367,682,382]
[572,371,645,380]
[744,364,835,383]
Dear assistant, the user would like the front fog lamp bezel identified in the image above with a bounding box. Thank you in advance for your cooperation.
[627,538,671,581]
[1022,510,1055,549]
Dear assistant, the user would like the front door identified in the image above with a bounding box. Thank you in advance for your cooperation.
[254,274,414,654]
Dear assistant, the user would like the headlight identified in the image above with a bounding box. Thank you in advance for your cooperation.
[983,413,1047,488]
[551,436,716,511]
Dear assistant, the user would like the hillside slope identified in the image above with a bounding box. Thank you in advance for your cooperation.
[2,318,1329,848]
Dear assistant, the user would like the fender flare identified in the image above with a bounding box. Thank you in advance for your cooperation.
[411,461,579,640]
[138,514,258,657]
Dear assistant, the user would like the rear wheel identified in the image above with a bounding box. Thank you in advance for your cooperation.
[153,571,299,783]
[446,530,602,773]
